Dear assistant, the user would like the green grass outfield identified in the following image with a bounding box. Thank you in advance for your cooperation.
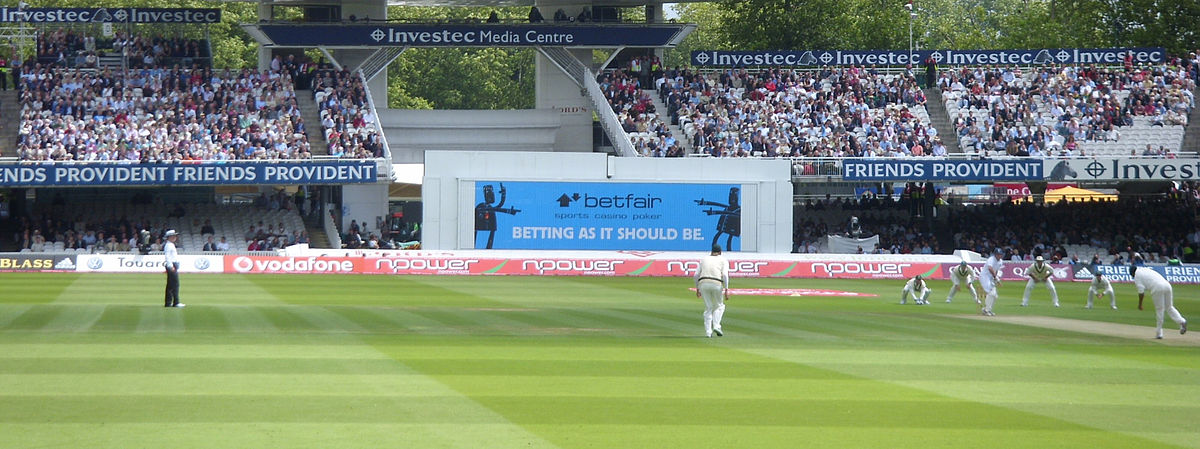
[1,272,1197,449]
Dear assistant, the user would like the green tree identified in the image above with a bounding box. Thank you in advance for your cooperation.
[384,6,534,109]
[665,2,729,67]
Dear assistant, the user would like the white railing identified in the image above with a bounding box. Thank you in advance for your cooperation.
[357,68,394,180]
[583,68,638,157]
[323,202,343,250]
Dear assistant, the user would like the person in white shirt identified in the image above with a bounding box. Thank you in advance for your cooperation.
[1087,272,1116,310]
[946,261,980,304]
[1021,256,1060,307]
[693,244,729,338]
[900,275,931,305]
[980,248,1004,316]
[163,230,184,308]
[1132,265,1186,339]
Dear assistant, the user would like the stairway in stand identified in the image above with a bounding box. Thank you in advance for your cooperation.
[645,89,692,154]
[1182,88,1200,154]
[0,89,19,157]
[296,92,329,156]
[923,88,961,154]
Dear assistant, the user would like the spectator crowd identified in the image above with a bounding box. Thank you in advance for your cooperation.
[941,61,1195,156]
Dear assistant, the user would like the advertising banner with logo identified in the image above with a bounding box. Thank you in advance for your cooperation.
[470,181,742,251]
[226,253,943,279]
[0,7,220,23]
[76,255,224,273]
[1074,264,1200,284]
[0,254,76,272]
[691,48,1164,67]
[0,161,378,187]
[842,159,1043,181]
[942,262,1074,283]
[992,183,1076,197]
[255,24,688,48]
[1043,158,1200,182]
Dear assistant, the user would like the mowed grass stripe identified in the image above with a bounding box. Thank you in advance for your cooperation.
[0,305,35,329]
[0,373,497,396]
[517,424,1181,449]
[0,357,407,375]
[0,273,81,303]
[0,395,529,423]
[0,423,560,449]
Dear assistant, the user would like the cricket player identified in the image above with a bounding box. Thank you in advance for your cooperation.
[694,243,729,338]
[900,275,932,305]
[1021,256,1059,307]
[1131,265,1188,339]
[1086,272,1116,310]
[979,248,1004,316]
[946,261,980,304]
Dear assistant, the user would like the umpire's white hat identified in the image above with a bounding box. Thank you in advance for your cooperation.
[164,230,178,237]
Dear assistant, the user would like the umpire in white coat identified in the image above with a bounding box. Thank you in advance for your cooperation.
[694,244,729,338]
[163,230,184,308]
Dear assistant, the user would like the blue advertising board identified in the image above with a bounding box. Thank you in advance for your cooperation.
[472,181,741,251]
[255,24,688,47]
[692,47,1164,67]
[0,7,220,23]
[1078,264,1200,285]
[0,161,377,187]
[842,159,1043,181]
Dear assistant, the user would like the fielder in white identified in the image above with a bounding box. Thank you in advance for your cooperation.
[946,261,980,304]
[1021,256,1059,307]
[694,244,729,338]
[979,248,1004,316]
[1131,265,1187,339]
[900,275,932,305]
[1086,272,1116,310]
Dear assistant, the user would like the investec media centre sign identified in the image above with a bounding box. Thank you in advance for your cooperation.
[254,24,688,47]
[692,47,1164,67]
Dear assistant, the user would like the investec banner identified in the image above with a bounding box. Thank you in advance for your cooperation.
[0,7,220,23]
[842,159,1043,181]
[255,24,686,47]
[691,47,1164,67]
[0,161,377,187]
[1043,158,1200,182]
[471,181,740,251]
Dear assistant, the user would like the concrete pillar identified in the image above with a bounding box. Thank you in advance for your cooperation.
[257,1,272,71]
[535,48,593,152]
[341,184,389,235]
[334,0,389,107]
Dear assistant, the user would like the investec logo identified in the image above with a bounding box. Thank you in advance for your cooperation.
[1087,159,1200,180]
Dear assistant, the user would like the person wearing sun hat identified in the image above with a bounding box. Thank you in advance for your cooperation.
[163,229,184,308]
[1021,255,1059,307]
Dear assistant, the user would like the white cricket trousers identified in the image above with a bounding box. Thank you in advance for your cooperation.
[1087,286,1116,309]
[1149,290,1187,337]
[699,279,725,336]
[947,279,978,302]
[1022,278,1059,306]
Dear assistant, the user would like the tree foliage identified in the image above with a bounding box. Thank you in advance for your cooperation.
[709,0,1198,55]
[384,6,534,110]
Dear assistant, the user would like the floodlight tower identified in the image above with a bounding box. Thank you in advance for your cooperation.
[905,0,916,63]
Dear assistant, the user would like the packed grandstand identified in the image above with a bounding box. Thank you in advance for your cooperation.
[2,18,1199,267]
